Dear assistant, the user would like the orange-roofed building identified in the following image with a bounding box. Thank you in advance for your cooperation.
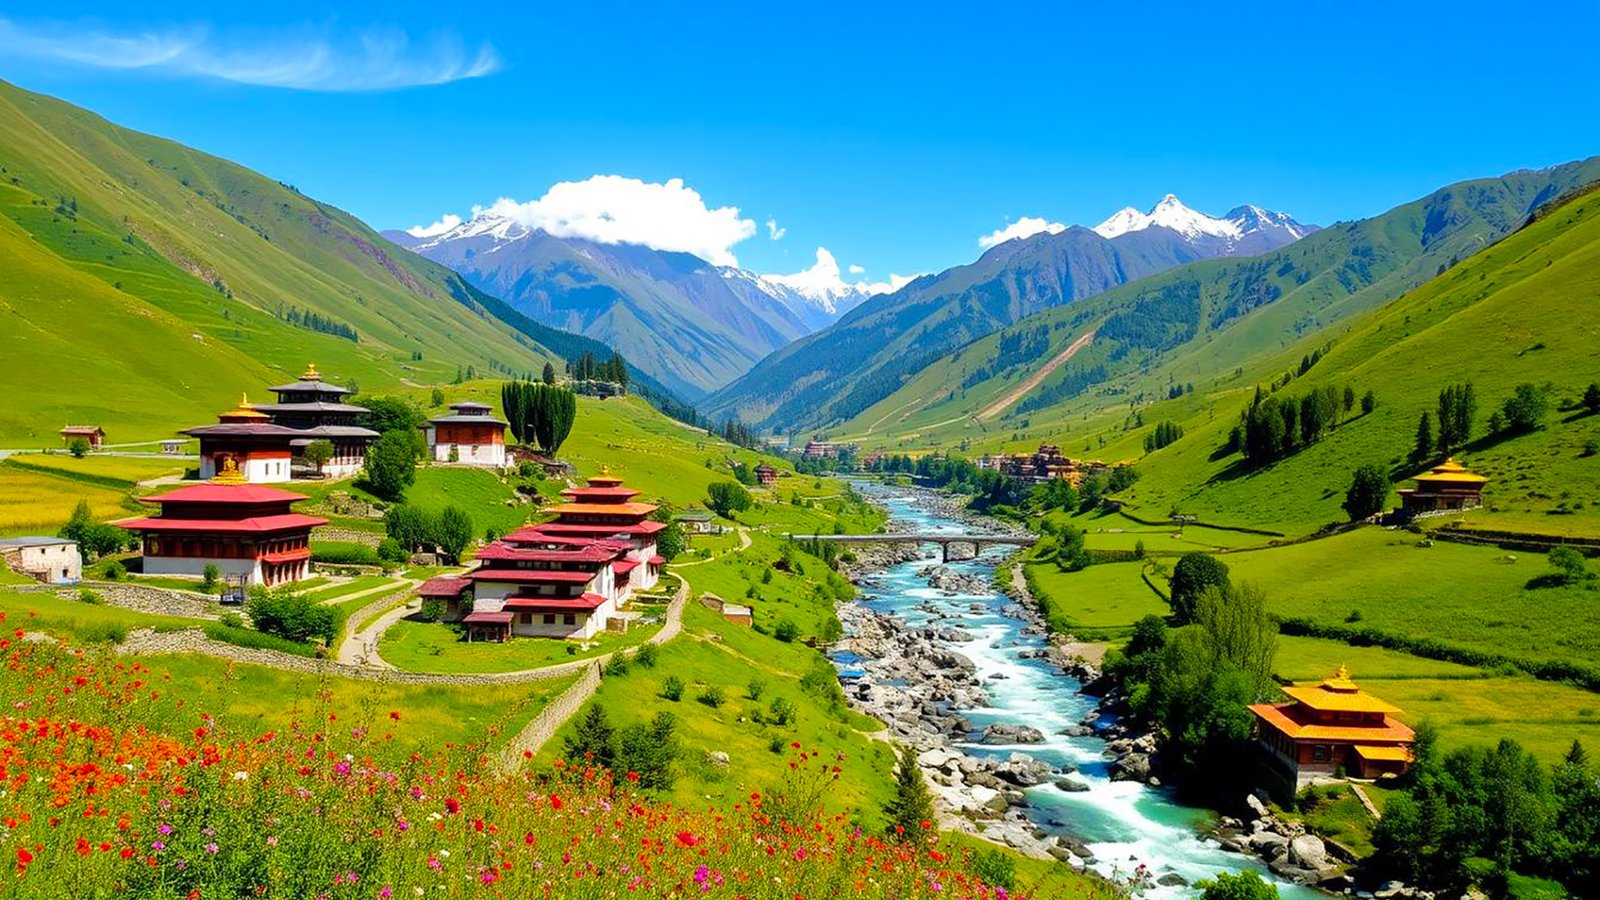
[1250,667,1413,787]
[1398,458,1489,515]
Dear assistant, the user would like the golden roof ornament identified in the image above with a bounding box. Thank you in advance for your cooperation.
[302,363,321,381]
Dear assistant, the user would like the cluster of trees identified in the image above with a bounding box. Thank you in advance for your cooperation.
[714,418,764,451]
[960,326,1051,388]
[500,381,577,455]
[1143,420,1185,453]
[244,585,338,646]
[355,396,435,501]
[1343,464,1392,521]
[383,503,474,563]
[60,499,134,562]
[706,481,753,518]
[1106,555,1278,791]
[1372,731,1598,898]
[1416,380,1565,464]
[1229,383,1370,466]
[566,352,630,389]
[562,704,679,792]
[1492,382,1552,436]
[281,306,358,342]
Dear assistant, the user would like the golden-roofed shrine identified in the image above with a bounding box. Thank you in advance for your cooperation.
[1250,666,1414,786]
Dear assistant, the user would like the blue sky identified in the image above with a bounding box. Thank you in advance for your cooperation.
[2,1,1598,283]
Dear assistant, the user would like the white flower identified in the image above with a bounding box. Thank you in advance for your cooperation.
[232,771,250,781]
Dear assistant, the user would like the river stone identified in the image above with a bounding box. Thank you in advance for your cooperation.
[980,723,1046,744]
[1244,792,1270,821]
[1054,777,1091,793]
[1289,834,1328,869]
[1157,873,1189,887]
[1109,752,1151,782]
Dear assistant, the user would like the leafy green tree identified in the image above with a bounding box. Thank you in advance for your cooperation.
[1343,385,1357,414]
[363,431,417,501]
[302,439,334,475]
[1343,464,1391,521]
[659,675,684,701]
[435,505,474,564]
[358,396,427,451]
[655,520,685,561]
[384,504,438,553]
[1362,389,1377,415]
[1437,382,1476,452]
[706,481,753,518]
[1196,870,1279,900]
[883,745,936,841]
[1500,382,1551,434]
[1169,552,1230,624]
[564,704,617,769]
[67,437,91,458]
[1031,477,1079,512]
[1547,547,1590,585]
[201,564,220,593]
[541,362,557,385]
[1584,383,1600,416]
[59,499,93,549]
[429,388,445,408]
[79,524,128,561]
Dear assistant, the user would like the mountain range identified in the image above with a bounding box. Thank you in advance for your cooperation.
[702,197,1317,431]
[0,79,657,444]
[384,216,878,399]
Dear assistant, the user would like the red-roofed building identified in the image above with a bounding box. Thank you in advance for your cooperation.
[119,480,327,587]
[453,472,667,640]
[422,402,508,468]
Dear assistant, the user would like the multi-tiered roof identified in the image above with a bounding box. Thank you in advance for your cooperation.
[254,364,379,441]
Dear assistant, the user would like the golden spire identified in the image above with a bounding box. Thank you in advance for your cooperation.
[302,362,321,380]
[222,394,269,420]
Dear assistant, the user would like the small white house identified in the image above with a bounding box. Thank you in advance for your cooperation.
[422,402,509,467]
[0,537,82,584]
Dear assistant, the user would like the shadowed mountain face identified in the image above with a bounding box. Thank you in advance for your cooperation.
[386,220,874,400]
[703,200,1317,432]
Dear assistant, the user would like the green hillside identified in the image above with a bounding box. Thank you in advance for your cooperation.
[835,160,1600,464]
[0,80,637,445]
[891,185,1600,537]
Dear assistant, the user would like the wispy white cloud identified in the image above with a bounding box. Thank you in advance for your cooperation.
[765,217,786,241]
[764,247,918,298]
[0,18,501,91]
[977,215,1066,249]
[405,214,462,238]
[847,263,865,275]
[474,175,756,267]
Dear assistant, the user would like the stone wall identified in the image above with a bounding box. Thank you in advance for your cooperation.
[494,662,603,773]
[62,584,218,619]
[313,526,384,548]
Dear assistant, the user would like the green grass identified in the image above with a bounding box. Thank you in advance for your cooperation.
[1273,635,1486,682]
[541,602,895,815]
[1023,559,1170,639]
[1286,783,1378,856]
[304,575,398,602]
[378,616,662,674]
[0,459,136,535]
[0,587,203,638]
[6,453,188,483]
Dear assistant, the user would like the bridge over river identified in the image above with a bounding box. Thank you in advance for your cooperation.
[787,532,1036,562]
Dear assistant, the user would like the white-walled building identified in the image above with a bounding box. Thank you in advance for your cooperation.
[422,402,508,467]
[0,537,81,584]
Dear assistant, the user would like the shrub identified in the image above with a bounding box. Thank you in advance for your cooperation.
[768,696,797,726]
[747,678,767,701]
[969,848,1016,891]
[201,563,220,592]
[217,611,244,629]
[376,538,409,563]
[603,654,631,677]
[76,588,103,605]
[660,675,685,701]
[103,560,126,581]
[417,598,444,623]
[773,618,800,643]
[697,685,726,708]
[311,541,383,567]
[203,622,318,657]
[67,437,91,458]
[244,586,337,645]
[633,642,658,668]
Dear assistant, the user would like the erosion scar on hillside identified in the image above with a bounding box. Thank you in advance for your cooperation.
[976,329,1096,423]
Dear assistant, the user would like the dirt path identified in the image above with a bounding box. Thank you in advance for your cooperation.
[976,329,1095,423]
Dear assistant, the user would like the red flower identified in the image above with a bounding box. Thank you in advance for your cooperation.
[626,771,640,782]
[676,831,700,847]
[549,794,563,810]
[16,848,33,872]
[444,797,460,815]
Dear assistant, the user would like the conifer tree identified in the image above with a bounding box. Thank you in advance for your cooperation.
[564,704,616,769]
[883,746,935,841]
[1412,412,1433,464]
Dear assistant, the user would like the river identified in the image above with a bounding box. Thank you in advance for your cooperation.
[843,484,1317,899]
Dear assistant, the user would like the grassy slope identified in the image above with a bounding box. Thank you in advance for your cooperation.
[0,80,595,444]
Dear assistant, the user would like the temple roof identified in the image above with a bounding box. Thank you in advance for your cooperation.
[544,502,659,517]
[426,414,509,426]
[475,543,618,563]
[141,483,310,505]
[529,521,667,536]
[253,401,370,415]
[119,513,327,534]
[417,576,472,598]
[267,363,351,396]
[1250,702,1415,743]
[502,593,608,612]
[1413,458,1489,485]
[468,568,597,584]
[1280,667,1403,714]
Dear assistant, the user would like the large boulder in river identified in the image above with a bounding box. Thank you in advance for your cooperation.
[980,723,1046,744]
[1054,777,1091,793]
[1289,834,1329,870]
[994,753,1053,787]
[1108,752,1152,783]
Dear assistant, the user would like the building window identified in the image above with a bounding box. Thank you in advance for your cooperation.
[543,614,555,624]
[520,613,531,624]
[563,613,576,625]
[1312,745,1329,763]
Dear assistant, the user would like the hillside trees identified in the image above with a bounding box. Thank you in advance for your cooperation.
[1585,382,1600,416]
[1144,421,1185,453]
[706,481,753,518]
[500,380,578,455]
[1498,383,1552,434]
[1436,382,1476,453]
[60,499,130,561]
[383,503,475,562]
[1412,412,1434,464]
[363,431,417,501]
[1343,464,1391,521]
[883,745,936,841]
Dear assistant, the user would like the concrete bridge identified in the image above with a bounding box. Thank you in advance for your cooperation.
[788,532,1037,563]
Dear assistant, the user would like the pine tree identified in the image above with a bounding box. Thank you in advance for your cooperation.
[542,362,556,385]
[882,746,936,841]
[1412,412,1433,464]
[564,704,616,769]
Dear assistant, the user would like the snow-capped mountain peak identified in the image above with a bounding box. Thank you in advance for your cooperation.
[1092,195,1315,250]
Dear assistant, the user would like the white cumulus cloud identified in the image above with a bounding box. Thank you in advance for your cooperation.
[766,218,786,240]
[406,214,462,238]
[474,176,756,267]
[764,248,918,298]
[847,264,865,275]
[977,216,1066,249]
[0,18,501,91]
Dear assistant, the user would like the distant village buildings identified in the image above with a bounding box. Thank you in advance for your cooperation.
[1398,458,1489,515]
[429,471,666,642]
[977,443,1109,485]
[802,440,859,460]
[181,365,378,484]
[0,537,81,584]
[422,401,509,467]
[1250,667,1414,789]
[754,463,780,486]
